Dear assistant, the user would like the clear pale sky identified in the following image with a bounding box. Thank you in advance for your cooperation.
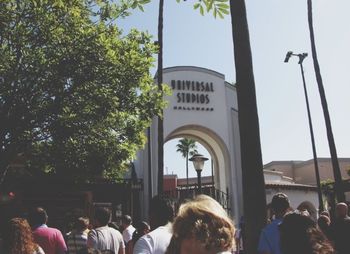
[119,0,350,178]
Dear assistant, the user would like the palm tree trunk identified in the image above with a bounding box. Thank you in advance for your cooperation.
[230,0,267,253]
[186,153,189,191]
[307,0,344,202]
[157,0,164,195]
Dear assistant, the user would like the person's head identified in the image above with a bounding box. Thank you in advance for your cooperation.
[93,207,111,227]
[132,221,150,243]
[75,217,90,232]
[166,195,235,254]
[149,195,174,229]
[27,207,48,228]
[121,215,132,228]
[336,202,348,219]
[279,212,334,254]
[136,221,150,235]
[317,215,331,233]
[108,221,120,231]
[271,193,290,218]
[320,210,330,218]
[297,202,317,222]
[3,217,39,253]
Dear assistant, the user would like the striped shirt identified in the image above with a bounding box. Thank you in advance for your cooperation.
[67,230,89,254]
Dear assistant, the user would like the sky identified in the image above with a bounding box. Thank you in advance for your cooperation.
[118,0,350,178]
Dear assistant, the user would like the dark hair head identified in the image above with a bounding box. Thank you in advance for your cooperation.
[121,215,132,225]
[271,193,290,214]
[319,210,330,218]
[149,195,174,228]
[108,222,119,230]
[132,221,150,243]
[27,207,48,227]
[279,212,334,254]
[75,217,90,231]
[94,207,111,226]
[136,221,150,232]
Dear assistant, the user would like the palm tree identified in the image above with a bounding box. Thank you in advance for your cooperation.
[157,0,164,195]
[229,0,267,253]
[176,138,198,189]
[307,0,344,202]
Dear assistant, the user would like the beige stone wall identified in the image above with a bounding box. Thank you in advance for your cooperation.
[267,159,350,185]
[264,162,295,179]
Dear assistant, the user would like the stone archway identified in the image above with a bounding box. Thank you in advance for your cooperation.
[134,66,243,221]
[166,125,230,193]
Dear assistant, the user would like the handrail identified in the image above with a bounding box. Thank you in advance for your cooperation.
[164,186,230,212]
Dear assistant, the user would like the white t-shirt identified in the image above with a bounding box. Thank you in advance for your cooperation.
[133,223,172,254]
[87,226,125,254]
[123,225,136,243]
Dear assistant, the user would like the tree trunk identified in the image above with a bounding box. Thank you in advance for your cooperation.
[307,0,344,202]
[157,0,164,195]
[186,153,189,190]
[230,0,267,253]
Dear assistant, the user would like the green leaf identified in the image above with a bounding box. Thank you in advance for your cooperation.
[138,4,144,12]
[217,3,229,9]
[218,7,230,15]
[193,3,200,10]
[199,5,204,15]
[207,1,214,12]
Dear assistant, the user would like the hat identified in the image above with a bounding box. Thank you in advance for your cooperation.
[271,193,290,213]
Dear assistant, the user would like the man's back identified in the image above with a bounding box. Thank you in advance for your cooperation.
[67,230,88,254]
[258,219,282,254]
[123,224,136,244]
[87,226,124,254]
[133,223,172,254]
[258,193,290,254]
[32,225,67,254]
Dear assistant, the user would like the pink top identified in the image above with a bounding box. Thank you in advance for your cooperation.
[33,225,67,254]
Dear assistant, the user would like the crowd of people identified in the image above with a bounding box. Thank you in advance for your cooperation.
[258,192,350,254]
[0,195,235,254]
[0,193,349,254]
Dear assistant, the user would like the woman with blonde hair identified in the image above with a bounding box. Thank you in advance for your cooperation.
[1,217,45,254]
[166,195,235,254]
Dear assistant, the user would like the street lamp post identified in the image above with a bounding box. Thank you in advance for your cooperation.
[189,154,208,194]
[284,51,324,212]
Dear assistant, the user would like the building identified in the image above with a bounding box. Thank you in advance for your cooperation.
[264,158,350,185]
[133,66,243,220]
[264,158,350,207]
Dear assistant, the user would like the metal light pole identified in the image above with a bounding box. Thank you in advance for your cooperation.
[284,51,324,212]
[189,154,208,194]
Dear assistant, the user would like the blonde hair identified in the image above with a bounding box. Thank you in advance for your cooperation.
[167,195,235,254]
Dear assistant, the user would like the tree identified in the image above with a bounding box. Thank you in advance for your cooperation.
[173,1,266,251]
[229,0,267,253]
[0,0,165,182]
[307,0,345,202]
[176,138,198,190]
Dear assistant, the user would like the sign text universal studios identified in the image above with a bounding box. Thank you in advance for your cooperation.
[171,80,214,111]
